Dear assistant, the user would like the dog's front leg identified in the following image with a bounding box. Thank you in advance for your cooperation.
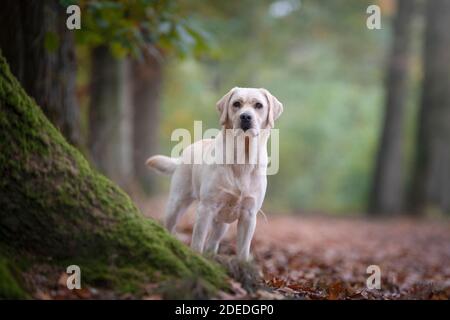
[205,219,229,254]
[191,202,213,253]
[237,210,257,261]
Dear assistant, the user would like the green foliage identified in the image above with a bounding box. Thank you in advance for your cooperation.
[67,0,213,58]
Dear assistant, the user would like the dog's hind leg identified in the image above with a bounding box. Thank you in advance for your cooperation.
[205,220,229,254]
[191,202,214,253]
[164,167,193,234]
[164,195,192,234]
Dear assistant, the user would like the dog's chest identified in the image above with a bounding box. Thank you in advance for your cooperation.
[215,192,256,223]
[204,165,264,223]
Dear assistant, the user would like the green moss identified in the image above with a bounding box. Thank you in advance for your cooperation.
[0,256,27,299]
[0,51,227,297]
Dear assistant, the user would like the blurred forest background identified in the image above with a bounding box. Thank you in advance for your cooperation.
[1,0,450,301]
[1,0,450,216]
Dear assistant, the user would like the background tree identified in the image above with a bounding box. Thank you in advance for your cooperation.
[80,0,210,192]
[0,0,80,146]
[369,0,417,215]
[411,0,450,215]
[88,45,133,188]
[131,52,162,194]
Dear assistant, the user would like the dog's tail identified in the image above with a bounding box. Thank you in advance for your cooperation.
[145,155,179,175]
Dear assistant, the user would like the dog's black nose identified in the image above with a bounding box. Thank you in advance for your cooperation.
[240,113,252,122]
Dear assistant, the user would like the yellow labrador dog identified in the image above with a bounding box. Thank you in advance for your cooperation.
[146,87,283,261]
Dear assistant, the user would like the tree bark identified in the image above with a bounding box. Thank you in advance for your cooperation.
[131,55,162,194]
[369,0,416,215]
[411,0,450,215]
[0,0,80,147]
[0,53,225,297]
[89,46,133,189]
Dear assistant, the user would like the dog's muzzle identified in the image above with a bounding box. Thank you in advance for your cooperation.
[240,113,253,131]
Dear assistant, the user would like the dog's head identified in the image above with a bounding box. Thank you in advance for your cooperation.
[216,87,283,136]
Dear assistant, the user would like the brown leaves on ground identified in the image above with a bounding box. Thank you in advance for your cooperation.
[140,198,450,300]
[248,215,450,300]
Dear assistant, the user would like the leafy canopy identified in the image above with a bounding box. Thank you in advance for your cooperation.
[61,0,212,58]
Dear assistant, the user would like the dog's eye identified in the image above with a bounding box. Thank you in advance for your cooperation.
[233,101,241,108]
[255,102,263,109]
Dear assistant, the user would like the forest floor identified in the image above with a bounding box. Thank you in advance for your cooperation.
[229,215,450,299]
[140,197,450,300]
[30,198,450,300]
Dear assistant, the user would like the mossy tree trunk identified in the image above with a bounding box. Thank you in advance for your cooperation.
[0,53,226,298]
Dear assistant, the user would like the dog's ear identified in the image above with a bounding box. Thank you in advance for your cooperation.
[216,87,238,127]
[260,88,283,128]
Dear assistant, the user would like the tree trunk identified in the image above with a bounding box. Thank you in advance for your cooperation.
[0,0,80,147]
[88,46,133,189]
[369,0,417,215]
[411,0,450,215]
[131,55,162,194]
[0,54,225,298]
